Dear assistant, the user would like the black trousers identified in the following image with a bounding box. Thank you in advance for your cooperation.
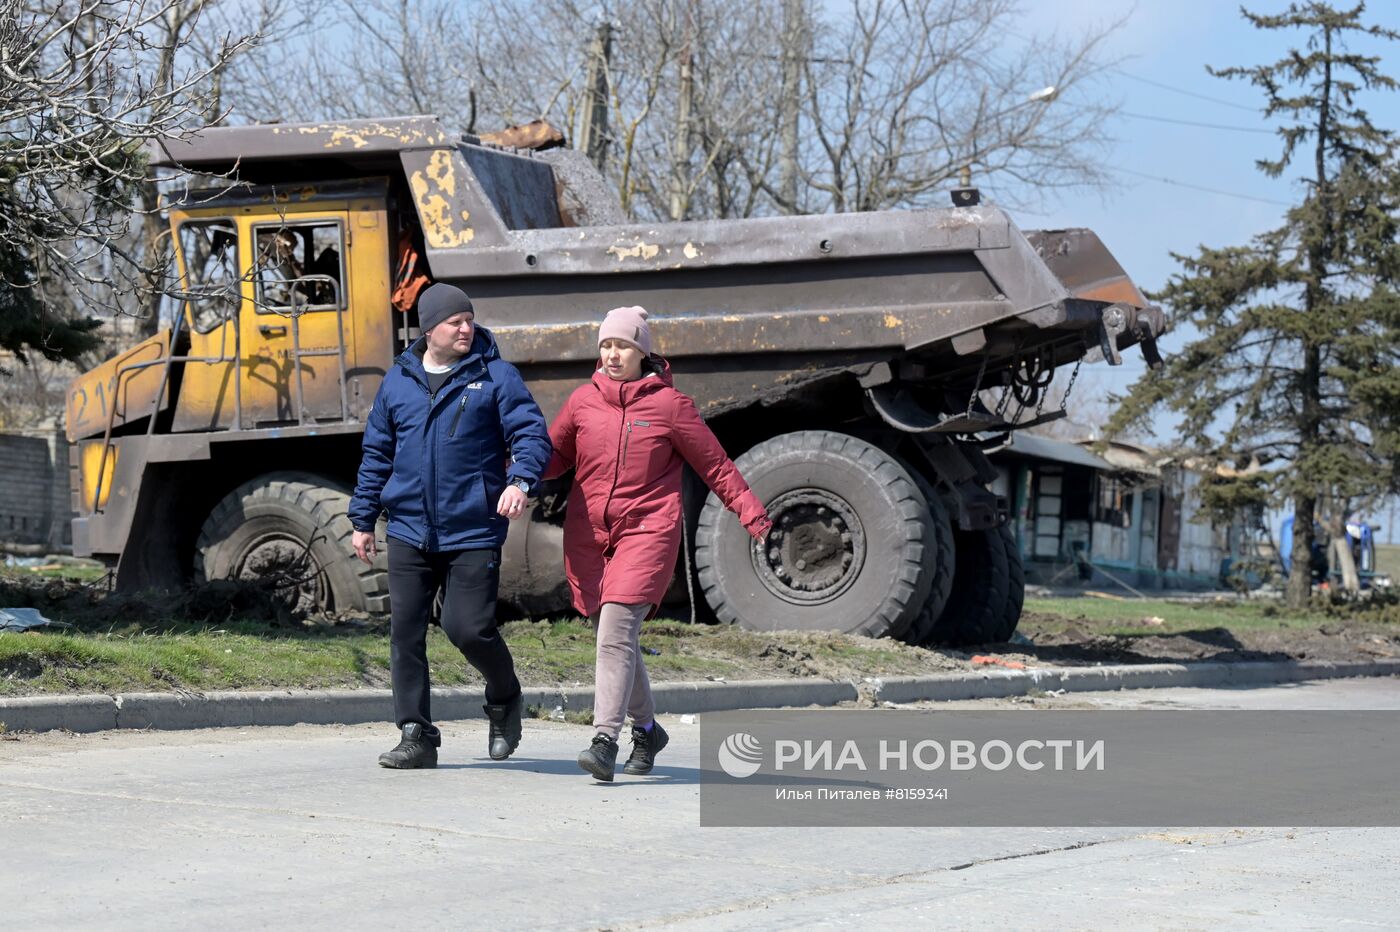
[387,537,521,741]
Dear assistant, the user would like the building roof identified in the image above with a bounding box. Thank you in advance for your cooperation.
[998,432,1114,470]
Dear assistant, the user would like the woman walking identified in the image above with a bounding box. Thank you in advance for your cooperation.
[545,306,772,781]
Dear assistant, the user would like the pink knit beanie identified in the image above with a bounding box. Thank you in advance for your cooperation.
[598,305,651,356]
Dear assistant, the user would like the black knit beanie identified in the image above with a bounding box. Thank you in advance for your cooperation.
[417,282,474,332]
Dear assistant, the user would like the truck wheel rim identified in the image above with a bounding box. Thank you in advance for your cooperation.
[233,532,327,614]
[752,489,865,604]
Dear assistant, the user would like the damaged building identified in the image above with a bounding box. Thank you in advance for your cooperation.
[989,435,1268,591]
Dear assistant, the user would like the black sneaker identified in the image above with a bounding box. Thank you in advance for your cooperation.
[483,692,523,761]
[577,733,619,782]
[378,723,438,769]
[623,721,670,775]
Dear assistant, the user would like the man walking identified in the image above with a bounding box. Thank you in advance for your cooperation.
[350,282,551,769]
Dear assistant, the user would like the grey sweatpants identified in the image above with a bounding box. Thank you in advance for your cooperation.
[591,601,655,739]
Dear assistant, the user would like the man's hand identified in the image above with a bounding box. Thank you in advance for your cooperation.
[352,530,378,565]
[497,485,529,520]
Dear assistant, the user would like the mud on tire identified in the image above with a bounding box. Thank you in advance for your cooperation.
[694,431,934,639]
[195,471,389,615]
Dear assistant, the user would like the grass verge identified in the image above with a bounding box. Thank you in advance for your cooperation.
[0,614,951,699]
[1,569,1394,698]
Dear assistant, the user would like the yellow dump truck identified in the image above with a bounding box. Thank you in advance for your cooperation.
[67,116,1162,644]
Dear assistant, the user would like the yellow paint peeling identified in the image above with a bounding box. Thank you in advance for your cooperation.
[883,313,903,328]
[410,156,475,249]
[271,122,449,151]
[605,242,661,262]
[426,149,456,195]
[298,186,317,201]
[818,315,830,323]
[682,242,700,259]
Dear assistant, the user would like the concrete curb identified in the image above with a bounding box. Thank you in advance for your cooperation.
[3,659,1398,734]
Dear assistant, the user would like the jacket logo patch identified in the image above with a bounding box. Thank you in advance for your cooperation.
[633,419,650,427]
[467,382,484,390]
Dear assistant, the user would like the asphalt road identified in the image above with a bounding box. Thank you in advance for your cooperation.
[3,677,1398,930]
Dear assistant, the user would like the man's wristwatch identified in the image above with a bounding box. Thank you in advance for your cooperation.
[510,478,531,495]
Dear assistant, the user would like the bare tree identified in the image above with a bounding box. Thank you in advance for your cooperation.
[0,0,268,365]
[239,0,1118,224]
[0,351,74,429]
[128,0,324,339]
[793,0,1119,213]
[96,0,1123,235]
[229,0,479,129]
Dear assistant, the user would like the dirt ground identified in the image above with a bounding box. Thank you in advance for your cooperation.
[1002,610,1400,666]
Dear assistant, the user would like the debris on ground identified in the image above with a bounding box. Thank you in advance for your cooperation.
[970,655,1027,670]
[0,572,308,629]
[0,608,70,632]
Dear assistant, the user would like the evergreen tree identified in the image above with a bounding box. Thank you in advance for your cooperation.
[1109,3,1400,607]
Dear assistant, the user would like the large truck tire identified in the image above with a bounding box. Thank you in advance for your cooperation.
[898,467,957,647]
[993,523,1026,642]
[925,523,1011,646]
[195,472,389,615]
[694,431,935,639]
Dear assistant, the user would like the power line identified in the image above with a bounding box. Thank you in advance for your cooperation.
[1115,167,1293,206]
[1115,109,1277,134]
[1118,71,1259,112]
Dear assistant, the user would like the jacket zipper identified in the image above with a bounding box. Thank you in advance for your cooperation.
[448,364,487,438]
[448,394,469,437]
[603,401,629,534]
[421,381,437,549]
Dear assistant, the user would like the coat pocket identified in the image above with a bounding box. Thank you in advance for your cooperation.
[448,390,477,438]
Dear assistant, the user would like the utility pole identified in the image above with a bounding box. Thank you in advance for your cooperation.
[777,0,805,214]
[577,21,613,172]
[668,3,696,221]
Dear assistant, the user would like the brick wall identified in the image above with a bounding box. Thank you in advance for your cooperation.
[0,429,71,553]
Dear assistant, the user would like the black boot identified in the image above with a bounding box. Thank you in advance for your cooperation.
[378,723,438,769]
[483,692,523,761]
[577,733,619,782]
[623,720,670,775]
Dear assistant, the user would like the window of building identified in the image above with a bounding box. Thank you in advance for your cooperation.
[177,220,239,334]
[252,221,345,313]
[1032,467,1064,559]
[1094,474,1133,528]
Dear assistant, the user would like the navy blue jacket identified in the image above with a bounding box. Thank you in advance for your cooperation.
[349,327,552,551]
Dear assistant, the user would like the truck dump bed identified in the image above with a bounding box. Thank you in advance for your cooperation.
[147,116,1163,428]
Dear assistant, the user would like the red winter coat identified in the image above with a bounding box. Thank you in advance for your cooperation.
[544,360,771,618]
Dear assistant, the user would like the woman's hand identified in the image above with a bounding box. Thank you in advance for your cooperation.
[747,515,773,543]
[497,485,529,520]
